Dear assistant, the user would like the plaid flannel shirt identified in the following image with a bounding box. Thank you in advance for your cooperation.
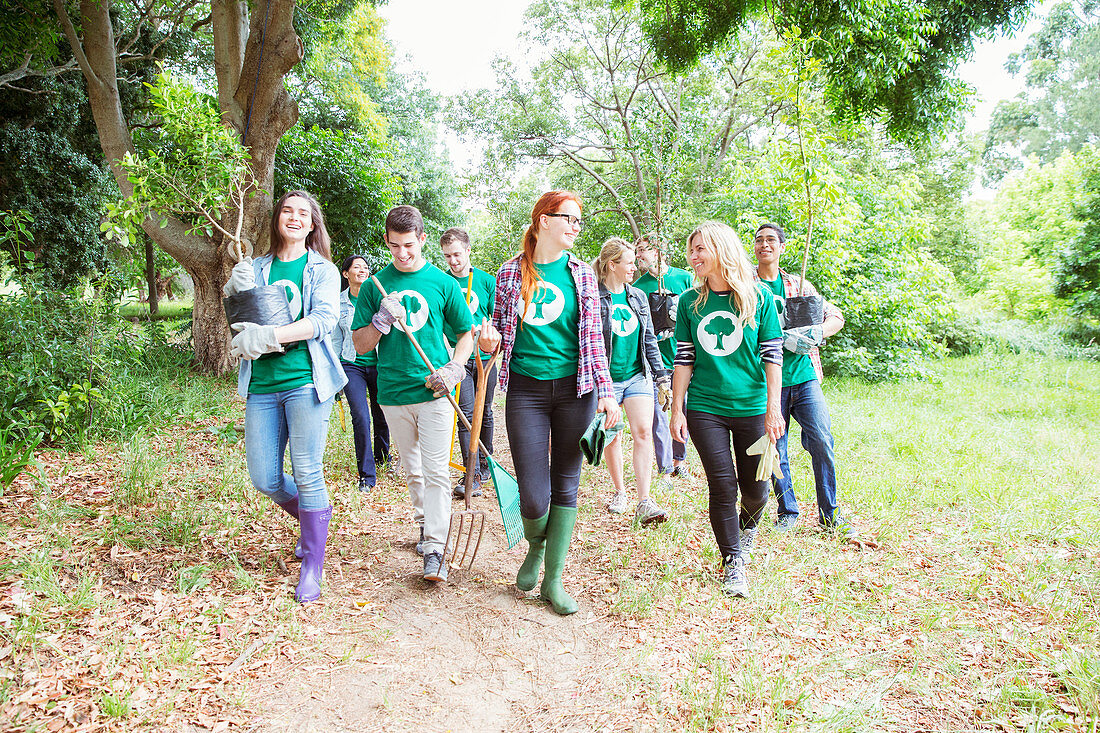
[493,253,613,399]
[756,268,844,382]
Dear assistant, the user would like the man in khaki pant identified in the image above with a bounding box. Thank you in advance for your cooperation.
[352,205,473,583]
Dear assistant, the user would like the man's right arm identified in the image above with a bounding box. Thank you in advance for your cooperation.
[353,324,383,354]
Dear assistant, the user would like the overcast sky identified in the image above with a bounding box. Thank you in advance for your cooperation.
[378,0,1054,172]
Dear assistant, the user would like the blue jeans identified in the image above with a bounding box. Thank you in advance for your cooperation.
[245,385,334,511]
[772,379,838,524]
[612,372,650,403]
[342,362,378,485]
[652,382,687,473]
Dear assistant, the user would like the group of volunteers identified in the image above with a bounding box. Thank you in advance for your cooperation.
[224,188,846,610]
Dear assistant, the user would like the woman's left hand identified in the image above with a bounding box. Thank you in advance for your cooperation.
[478,319,501,353]
[765,404,785,442]
[597,396,621,430]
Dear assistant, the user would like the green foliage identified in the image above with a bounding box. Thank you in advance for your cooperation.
[274,123,401,265]
[105,70,252,253]
[0,424,41,493]
[1055,145,1100,326]
[984,1,1100,182]
[639,0,1033,142]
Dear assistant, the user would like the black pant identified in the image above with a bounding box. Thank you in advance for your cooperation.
[343,362,378,483]
[505,372,595,518]
[685,409,769,565]
[457,360,497,476]
[362,364,391,465]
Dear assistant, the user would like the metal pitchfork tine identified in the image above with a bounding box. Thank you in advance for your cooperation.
[370,275,493,573]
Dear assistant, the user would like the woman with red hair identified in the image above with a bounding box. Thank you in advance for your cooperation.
[479,191,620,615]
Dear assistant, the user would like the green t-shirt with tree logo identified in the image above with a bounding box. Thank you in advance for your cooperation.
[674,283,782,417]
[444,267,496,361]
[248,253,313,395]
[607,289,643,382]
[510,254,580,380]
[761,276,817,387]
[345,290,377,368]
[350,262,472,405]
[634,266,694,370]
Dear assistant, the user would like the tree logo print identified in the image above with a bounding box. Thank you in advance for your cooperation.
[272,279,302,320]
[697,310,742,356]
[521,281,565,325]
[610,304,638,337]
[391,290,431,333]
[465,290,480,315]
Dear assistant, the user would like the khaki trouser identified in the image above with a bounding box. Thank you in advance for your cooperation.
[381,398,453,556]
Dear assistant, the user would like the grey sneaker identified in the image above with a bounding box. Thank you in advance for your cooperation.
[740,526,758,565]
[453,475,482,499]
[819,515,856,539]
[775,514,799,533]
[634,498,669,526]
[415,526,425,556]
[719,557,748,598]
[608,491,630,514]
[423,551,447,582]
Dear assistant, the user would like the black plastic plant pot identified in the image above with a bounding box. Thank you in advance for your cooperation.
[783,295,824,328]
[223,285,293,328]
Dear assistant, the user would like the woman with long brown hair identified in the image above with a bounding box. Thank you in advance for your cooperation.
[223,189,346,604]
[479,191,620,615]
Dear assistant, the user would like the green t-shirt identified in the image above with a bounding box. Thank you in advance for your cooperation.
[444,267,496,361]
[344,290,377,368]
[634,266,694,370]
[248,253,313,395]
[761,276,817,387]
[510,253,580,380]
[350,262,473,405]
[674,283,782,417]
[607,289,643,382]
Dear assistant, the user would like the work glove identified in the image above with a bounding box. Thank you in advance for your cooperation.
[425,360,465,398]
[371,294,406,335]
[230,322,283,360]
[222,258,256,297]
[746,434,783,482]
[782,324,824,355]
[656,376,673,411]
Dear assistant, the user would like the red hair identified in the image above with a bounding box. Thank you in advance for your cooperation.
[520,190,582,313]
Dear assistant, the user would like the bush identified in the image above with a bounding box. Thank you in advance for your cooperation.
[0,283,231,447]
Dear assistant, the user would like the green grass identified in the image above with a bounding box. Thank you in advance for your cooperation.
[117,300,193,321]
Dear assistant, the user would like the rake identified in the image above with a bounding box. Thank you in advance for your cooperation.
[370,276,523,565]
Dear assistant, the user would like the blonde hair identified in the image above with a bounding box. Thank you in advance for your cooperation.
[593,237,633,283]
[687,221,758,329]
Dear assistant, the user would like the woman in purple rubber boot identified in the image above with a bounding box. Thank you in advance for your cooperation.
[223,190,346,603]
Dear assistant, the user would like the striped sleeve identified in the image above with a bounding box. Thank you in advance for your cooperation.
[674,340,695,367]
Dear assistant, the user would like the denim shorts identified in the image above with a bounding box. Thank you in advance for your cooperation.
[613,372,652,404]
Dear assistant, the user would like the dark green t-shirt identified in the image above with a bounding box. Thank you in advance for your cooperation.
[344,290,377,368]
[761,276,817,387]
[634,266,694,371]
[607,289,643,382]
[674,283,782,417]
[444,267,496,361]
[248,253,313,395]
[350,262,472,405]
[510,254,580,380]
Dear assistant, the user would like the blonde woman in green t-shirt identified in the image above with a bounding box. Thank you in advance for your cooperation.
[669,221,785,598]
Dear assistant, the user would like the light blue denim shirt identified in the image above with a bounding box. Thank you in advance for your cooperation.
[236,249,348,402]
[331,288,359,364]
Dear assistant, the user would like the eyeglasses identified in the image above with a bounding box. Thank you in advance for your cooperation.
[545,213,584,229]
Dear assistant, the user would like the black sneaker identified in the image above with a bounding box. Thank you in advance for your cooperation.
[720,558,748,598]
[357,477,374,494]
[670,465,684,478]
[423,551,448,583]
[740,527,758,565]
[452,475,482,499]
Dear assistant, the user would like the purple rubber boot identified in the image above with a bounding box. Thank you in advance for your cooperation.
[295,506,332,603]
[277,497,304,559]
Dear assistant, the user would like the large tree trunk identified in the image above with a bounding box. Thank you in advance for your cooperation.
[57,0,301,374]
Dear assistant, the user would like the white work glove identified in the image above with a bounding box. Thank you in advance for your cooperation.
[371,294,406,335]
[746,434,783,482]
[425,360,465,398]
[230,322,283,360]
[222,258,256,297]
[656,376,672,411]
[782,324,824,355]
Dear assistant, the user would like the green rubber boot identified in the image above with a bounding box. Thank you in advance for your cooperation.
[516,512,549,592]
[539,505,579,615]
